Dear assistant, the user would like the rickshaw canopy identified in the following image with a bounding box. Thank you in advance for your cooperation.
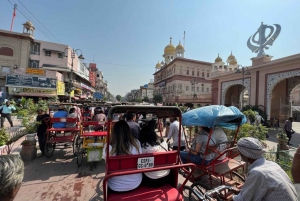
[182,105,247,130]
[107,105,182,120]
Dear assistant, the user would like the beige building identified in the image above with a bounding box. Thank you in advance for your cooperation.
[210,53,300,122]
[153,38,212,106]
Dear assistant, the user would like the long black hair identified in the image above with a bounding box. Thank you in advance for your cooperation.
[139,125,161,149]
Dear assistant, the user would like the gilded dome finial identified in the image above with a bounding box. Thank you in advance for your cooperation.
[170,37,172,44]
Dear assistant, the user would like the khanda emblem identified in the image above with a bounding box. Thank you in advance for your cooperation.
[247,22,281,57]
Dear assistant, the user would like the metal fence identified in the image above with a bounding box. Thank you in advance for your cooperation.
[0,126,26,155]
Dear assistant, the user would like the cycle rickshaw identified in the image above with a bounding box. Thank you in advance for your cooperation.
[44,102,82,158]
[75,102,108,167]
[181,105,247,200]
[103,105,196,201]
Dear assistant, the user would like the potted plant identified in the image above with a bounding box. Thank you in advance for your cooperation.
[20,139,37,161]
[276,128,289,150]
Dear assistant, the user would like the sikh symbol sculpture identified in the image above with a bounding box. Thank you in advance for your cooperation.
[247,22,281,57]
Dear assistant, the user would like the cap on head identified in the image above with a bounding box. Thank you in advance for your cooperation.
[237,137,265,160]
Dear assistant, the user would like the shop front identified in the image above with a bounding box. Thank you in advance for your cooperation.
[5,74,57,99]
[81,83,95,100]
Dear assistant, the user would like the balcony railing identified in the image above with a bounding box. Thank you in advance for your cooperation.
[30,51,40,55]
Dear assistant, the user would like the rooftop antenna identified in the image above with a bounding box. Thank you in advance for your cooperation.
[10,4,17,31]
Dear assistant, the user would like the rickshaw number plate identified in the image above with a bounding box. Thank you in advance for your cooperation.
[137,157,154,169]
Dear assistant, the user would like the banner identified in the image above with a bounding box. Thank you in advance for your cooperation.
[57,81,65,95]
[6,74,56,89]
[26,68,45,75]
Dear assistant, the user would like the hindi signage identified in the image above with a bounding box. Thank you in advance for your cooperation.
[26,68,45,75]
[6,74,56,89]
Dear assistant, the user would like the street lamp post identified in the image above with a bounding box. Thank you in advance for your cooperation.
[64,48,84,102]
[235,65,251,109]
[190,78,198,108]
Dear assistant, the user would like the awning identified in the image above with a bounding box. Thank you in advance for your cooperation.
[13,93,57,97]
[43,48,64,53]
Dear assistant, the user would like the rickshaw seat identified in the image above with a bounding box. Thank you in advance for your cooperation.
[207,158,245,176]
[107,184,182,201]
[46,118,80,132]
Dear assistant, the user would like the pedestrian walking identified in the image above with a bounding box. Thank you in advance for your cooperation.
[284,117,295,145]
[0,101,16,128]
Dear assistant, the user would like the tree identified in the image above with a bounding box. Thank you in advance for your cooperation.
[116,95,121,101]
[153,94,163,104]
[142,96,149,102]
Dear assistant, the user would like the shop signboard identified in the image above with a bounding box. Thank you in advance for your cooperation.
[8,87,56,97]
[26,68,45,75]
[57,81,65,95]
[6,74,56,89]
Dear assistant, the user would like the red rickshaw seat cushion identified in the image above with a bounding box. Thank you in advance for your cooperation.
[107,183,182,201]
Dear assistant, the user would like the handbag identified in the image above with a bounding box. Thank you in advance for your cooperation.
[0,106,3,114]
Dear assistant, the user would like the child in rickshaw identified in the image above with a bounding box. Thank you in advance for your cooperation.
[139,125,170,187]
[103,120,142,192]
[180,126,216,165]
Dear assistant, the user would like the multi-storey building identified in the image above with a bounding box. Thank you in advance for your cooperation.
[0,21,96,101]
[153,38,212,106]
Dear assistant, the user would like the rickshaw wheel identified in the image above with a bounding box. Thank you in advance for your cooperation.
[191,182,212,198]
[182,186,204,201]
[73,133,80,156]
[76,139,84,167]
[45,136,55,158]
[232,171,245,183]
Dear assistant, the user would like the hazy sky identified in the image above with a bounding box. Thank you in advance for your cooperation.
[1,0,300,96]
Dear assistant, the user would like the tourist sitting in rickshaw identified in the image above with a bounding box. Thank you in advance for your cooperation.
[103,120,142,192]
[53,105,68,128]
[180,126,216,165]
[66,108,78,128]
[213,126,228,161]
[139,125,170,187]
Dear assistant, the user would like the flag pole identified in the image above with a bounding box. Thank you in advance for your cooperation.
[10,4,17,32]
[183,31,186,48]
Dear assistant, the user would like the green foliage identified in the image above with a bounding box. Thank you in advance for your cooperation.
[242,105,268,121]
[142,96,149,102]
[0,128,9,146]
[153,94,163,103]
[116,95,121,101]
[276,128,289,139]
[243,109,256,122]
[17,98,47,134]
[226,123,268,141]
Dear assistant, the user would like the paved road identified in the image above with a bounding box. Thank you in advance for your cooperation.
[13,122,300,201]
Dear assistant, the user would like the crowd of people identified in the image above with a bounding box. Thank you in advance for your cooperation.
[31,105,300,199]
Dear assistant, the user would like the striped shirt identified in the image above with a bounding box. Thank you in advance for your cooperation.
[233,158,297,201]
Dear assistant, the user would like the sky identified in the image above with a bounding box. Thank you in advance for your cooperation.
[1,0,300,96]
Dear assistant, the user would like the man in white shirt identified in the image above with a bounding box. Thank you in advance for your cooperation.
[233,137,297,201]
[166,117,186,151]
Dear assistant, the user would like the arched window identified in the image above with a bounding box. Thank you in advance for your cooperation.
[0,47,13,57]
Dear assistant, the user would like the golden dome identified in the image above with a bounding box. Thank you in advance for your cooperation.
[155,61,162,68]
[229,59,237,65]
[164,37,175,54]
[227,51,235,61]
[215,54,222,62]
[176,42,184,51]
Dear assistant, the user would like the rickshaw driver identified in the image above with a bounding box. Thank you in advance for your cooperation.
[233,137,297,201]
